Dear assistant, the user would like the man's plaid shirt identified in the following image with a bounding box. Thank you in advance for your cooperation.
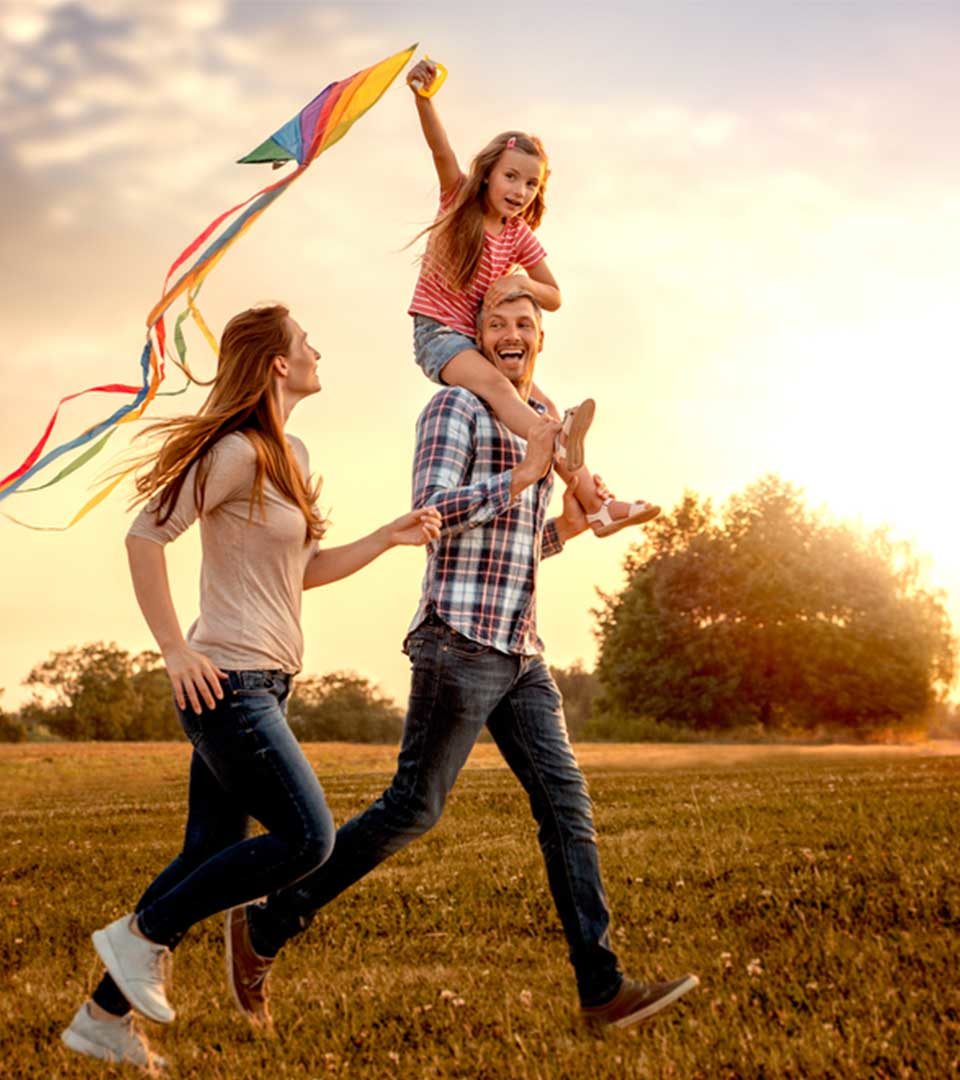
[408,387,564,656]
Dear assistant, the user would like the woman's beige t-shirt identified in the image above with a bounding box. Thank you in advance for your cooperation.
[127,432,319,674]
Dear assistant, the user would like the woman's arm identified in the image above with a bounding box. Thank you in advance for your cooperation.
[126,535,226,714]
[303,507,441,590]
[407,59,462,195]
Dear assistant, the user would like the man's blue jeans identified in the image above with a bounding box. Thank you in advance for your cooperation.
[93,670,335,1016]
[251,618,623,1006]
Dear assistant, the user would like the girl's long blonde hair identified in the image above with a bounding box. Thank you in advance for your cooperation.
[416,131,549,293]
[132,304,326,541]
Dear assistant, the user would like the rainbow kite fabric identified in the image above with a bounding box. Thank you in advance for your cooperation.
[0,43,417,529]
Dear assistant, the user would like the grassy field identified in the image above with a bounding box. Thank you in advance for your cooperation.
[2,741,958,1078]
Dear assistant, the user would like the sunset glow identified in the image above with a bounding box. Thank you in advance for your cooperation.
[1,2,957,708]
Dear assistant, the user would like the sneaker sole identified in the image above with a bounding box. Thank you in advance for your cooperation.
[563,399,595,473]
[62,1026,122,1064]
[613,974,700,1028]
[92,927,175,1025]
[61,1026,166,1070]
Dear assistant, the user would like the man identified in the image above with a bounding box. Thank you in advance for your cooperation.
[226,289,699,1028]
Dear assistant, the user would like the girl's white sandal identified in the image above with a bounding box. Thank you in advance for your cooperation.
[554,398,595,473]
[587,498,661,538]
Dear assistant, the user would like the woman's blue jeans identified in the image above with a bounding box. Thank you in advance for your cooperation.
[251,618,623,1007]
[92,669,334,1016]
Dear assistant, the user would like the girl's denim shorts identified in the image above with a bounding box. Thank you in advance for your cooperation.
[413,315,477,384]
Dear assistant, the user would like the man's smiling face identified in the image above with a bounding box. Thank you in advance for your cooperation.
[477,294,544,391]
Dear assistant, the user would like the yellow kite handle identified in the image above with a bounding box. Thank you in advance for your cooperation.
[411,56,447,98]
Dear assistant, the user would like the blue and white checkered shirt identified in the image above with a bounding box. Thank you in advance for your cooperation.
[408,387,564,656]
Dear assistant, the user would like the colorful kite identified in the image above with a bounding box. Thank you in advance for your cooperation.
[0,43,417,529]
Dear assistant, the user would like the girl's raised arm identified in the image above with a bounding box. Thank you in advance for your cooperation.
[407,59,462,195]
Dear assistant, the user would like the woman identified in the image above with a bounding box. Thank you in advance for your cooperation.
[61,304,440,1070]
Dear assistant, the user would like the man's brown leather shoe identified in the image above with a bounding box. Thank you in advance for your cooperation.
[225,905,274,1028]
[581,974,699,1029]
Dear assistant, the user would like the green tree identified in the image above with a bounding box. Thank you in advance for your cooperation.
[23,643,181,741]
[288,671,404,743]
[127,652,182,740]
[0,690,26,743]
[594,476,956,737]
[549,662,599,740]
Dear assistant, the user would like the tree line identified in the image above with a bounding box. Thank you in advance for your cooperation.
[1,644,405,744]
[2,476,955,743]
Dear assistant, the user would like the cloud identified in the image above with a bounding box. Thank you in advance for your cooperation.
[0,2,403,236]
[16,114,137,166]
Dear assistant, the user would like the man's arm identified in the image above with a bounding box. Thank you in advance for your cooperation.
[541,518,566,560]
[541,474,609,559]
[413,391,556,536]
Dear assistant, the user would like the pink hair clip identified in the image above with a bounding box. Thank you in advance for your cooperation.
[506,136,517,149]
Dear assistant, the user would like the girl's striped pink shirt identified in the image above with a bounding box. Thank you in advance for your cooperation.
[408,183,546,338]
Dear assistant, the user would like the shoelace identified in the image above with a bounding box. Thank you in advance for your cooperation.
[147,944,173,991]
[120,1015,153,1064]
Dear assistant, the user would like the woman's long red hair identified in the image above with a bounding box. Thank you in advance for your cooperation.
[131,305,326,541]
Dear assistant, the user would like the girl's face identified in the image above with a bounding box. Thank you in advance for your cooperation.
[484,149,545,220]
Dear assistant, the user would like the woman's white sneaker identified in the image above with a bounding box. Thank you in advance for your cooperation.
[61,1002,166,1071]
[92,914,175,1024]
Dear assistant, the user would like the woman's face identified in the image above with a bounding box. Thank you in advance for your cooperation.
[280,316,321,397]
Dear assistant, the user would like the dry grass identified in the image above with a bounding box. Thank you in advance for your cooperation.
[2,741,958,1077]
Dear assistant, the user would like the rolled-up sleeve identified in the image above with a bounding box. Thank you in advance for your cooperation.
[541,518,564,559]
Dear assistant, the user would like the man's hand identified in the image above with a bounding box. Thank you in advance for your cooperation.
[511,414,559,498]
[593,474,614,503]
[385,506,443,547]
[555,474,613,542]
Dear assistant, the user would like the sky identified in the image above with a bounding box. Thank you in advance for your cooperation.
[1,0,958,710]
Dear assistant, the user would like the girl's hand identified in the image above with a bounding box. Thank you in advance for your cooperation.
[407,59,440,95]
[387,506,443,547]
[483,274,530,312]
[163,643,227,715]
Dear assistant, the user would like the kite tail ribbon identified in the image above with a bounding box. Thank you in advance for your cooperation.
[0,43,417,529]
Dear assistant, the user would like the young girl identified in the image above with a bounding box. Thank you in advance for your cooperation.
[61,304,440,1069]
[406,58,659,537]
